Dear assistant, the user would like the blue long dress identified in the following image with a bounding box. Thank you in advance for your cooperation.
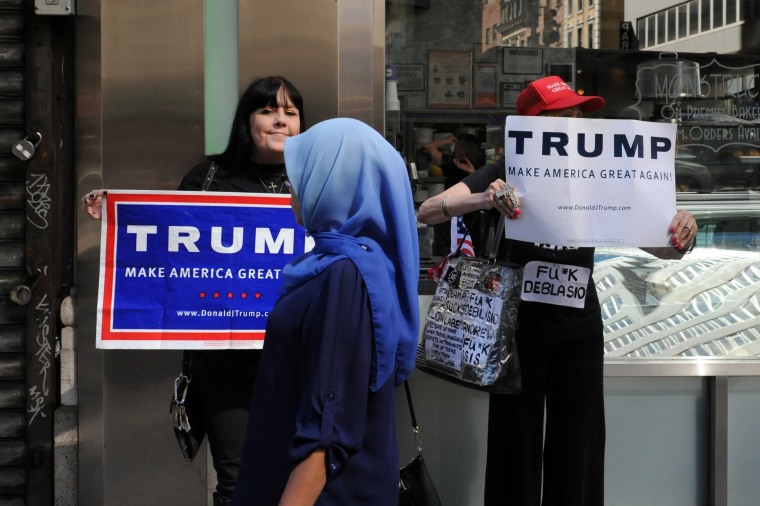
[232,259,399,505]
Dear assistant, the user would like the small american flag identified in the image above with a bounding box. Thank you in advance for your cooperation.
[426,216,476,281]
[451,216,475,257]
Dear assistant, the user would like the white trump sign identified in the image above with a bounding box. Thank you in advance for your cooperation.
[504,116,678,247]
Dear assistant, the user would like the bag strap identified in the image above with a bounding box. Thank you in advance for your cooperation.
[182,351,191,376]
[403,380,423,455]
[172,352,192,412]
[481,212,514,264]
[487,214,506,263]
[182,162,213,379]
[201,162,217,191]
[403,380,417,428]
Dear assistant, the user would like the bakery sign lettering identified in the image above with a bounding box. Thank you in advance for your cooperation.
[95,190,311,350]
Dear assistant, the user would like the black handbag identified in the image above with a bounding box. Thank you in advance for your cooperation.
[169,352,207,461]
[399,380,442,506]
[416,215,522,394]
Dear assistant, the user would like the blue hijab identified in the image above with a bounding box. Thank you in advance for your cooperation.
[281,118,420,391]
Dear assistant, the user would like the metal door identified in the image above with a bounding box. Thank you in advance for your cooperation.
[0,1,75,503]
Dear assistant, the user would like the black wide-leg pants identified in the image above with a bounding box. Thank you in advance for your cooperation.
[484,331,605,506]
[187,349,260,501]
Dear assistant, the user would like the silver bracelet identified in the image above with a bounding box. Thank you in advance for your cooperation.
[441,195,452,218]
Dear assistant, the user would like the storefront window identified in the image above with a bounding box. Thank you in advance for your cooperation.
[666,8,676,42]
[726,0,737,23]
[689,0,699,35]
[701,0,711,31]
[638,0,746,49]
[678,4,688,37]
[713,0,724,28]
[657,11,666,44]
[387,0,760,361]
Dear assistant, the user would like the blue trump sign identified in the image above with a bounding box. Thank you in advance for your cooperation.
[96,190,311,349]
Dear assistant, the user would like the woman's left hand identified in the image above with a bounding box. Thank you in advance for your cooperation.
[669,209,697,251]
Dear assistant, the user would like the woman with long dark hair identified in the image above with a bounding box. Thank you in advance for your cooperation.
[84,75,306,506]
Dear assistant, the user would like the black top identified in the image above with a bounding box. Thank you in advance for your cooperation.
[462,159,603,343]
[178,159,288,194]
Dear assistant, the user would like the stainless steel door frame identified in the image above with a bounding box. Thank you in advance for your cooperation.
[76,0,208,504]
[238,0,384,130]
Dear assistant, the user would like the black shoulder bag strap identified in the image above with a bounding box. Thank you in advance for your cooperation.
[482,211,512,263]
[181,161,216,377]
[201,161,217,191]
[403,380,422,457]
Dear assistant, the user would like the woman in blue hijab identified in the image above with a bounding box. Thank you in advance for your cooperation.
[232,118,420,505]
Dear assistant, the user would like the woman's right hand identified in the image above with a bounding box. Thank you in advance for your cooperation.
[81,189,107,220]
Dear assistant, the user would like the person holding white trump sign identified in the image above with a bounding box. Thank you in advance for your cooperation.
[417,75,697,506]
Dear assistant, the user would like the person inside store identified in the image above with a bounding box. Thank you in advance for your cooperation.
[424,133,488,256]
[231,117,419,505]
[82,75,306,506]
[416,75,698,506]
[424,132,485,189]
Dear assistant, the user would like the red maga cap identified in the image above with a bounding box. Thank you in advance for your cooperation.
[516,75,605,116]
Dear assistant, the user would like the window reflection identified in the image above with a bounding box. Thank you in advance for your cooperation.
[637,0,744,49]
[713,0,724,28]
[387,4,760,362]
[701,0,711,31]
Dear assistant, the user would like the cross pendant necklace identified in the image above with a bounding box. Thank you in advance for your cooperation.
[255,172,283,194]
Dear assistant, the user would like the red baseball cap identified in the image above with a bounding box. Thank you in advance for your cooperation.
[516,75,605,116]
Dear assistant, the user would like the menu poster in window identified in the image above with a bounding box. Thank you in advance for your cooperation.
[474,65,498,108]
[501,82,522,109]
[428,50,471,109]
[396,64,425,91]
[502,47,543,75]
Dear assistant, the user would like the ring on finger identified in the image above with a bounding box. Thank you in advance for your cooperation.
[495,185,519,209]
